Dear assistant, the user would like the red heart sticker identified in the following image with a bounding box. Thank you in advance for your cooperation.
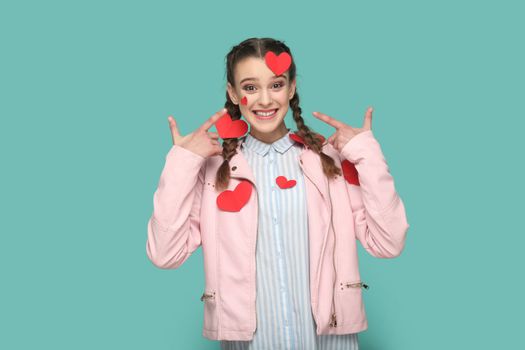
[341,159,360,186]
[241,96,248,105]
[264,51,292,76]
[215,112,248,139]
[216,180,253,212]
[276,176,296,189]
[289,133,305,145]
[289,133,326,145]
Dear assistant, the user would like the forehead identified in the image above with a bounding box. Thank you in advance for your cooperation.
[234,56,288,84]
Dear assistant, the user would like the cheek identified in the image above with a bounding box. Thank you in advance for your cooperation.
[274,90,291,103]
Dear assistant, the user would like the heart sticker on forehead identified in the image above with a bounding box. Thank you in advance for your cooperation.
[264,51,292,76]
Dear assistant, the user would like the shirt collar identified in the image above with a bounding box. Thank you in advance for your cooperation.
[243,128,296,156]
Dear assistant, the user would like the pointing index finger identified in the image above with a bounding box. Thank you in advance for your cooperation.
[312,111,345,129]
[199,108,228,132]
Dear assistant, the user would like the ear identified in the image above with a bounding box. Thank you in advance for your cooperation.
[289,78,296,100]
[227,82,239,105]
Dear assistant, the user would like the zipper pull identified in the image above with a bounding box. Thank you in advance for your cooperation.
[200,292,215,301]
[329,313,338,328]
[344,281,370,290]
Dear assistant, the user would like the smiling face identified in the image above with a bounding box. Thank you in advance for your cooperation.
[227,56,296,144]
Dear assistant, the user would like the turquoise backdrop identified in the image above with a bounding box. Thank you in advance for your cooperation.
[1,0,523,349]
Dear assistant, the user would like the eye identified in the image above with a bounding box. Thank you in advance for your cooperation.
[273,82,285,89]
[242,85,256,92]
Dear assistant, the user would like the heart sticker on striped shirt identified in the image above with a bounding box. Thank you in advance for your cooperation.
[216,180,253,212]
[341,159,360,186]
[276,176,296,189]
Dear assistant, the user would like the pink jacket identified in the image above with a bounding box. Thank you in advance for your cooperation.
[146,129,410,341]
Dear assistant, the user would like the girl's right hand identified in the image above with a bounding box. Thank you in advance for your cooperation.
[168,108,227,159]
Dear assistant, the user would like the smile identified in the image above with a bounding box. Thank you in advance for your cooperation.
[253,109,278,120]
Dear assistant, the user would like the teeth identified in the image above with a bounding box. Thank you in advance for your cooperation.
[255,109,277,117]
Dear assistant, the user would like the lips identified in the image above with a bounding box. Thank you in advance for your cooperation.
[253,108,278,119]
[253,108,278,113]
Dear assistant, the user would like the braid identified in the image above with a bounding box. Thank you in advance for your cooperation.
[215,93,241,191]
[290,92,342,179]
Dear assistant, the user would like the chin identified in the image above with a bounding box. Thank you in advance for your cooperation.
[249,117,284,131]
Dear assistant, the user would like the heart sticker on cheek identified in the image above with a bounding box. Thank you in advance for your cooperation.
[341,159,360,186]
[276,176,296,189]
[216,180,253,212]
[264,51,292,76]
[240,96,248,105]
[215,112,248,139]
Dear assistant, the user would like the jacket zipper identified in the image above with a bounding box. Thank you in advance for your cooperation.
[327,176,371,327]
[231,169,259,333]
[298,156,325,328]
[299,155,337,329]
[344,282,369,289]
[253,185,258,331]
[327,184,338,328]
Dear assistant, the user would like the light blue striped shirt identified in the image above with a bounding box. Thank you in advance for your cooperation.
[220,129,359,350]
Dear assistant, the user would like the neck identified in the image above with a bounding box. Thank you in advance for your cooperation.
[249,123,290,144]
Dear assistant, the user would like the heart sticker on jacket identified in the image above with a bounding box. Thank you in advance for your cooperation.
[216,180,253,212]
[341,159,360,186]
[276,176,296,189]
[289,132,326,145]
[264,51,292,76]
[215,112,248,139]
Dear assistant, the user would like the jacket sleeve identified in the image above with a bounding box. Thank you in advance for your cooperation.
[146,144,207,269]
[339,130,410,258]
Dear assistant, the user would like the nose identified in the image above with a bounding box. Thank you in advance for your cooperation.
[258,88,272,106]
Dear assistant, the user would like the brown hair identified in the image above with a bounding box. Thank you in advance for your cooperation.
[216,37,341,191]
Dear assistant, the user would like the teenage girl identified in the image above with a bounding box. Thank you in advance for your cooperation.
[147,37,410,350]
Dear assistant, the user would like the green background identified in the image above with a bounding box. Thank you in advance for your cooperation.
[1,0,523,349]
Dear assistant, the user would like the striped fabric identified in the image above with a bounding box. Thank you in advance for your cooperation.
[220,129,359,350]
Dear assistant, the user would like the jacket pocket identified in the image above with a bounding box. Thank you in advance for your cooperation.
[335,280,368,327]
[341,281,369,290]
[201,290,218,331]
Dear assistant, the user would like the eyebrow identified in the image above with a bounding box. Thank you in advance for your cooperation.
[240,75,288,84]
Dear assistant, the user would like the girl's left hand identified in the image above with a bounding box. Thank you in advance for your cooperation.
[312,106,373,153]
